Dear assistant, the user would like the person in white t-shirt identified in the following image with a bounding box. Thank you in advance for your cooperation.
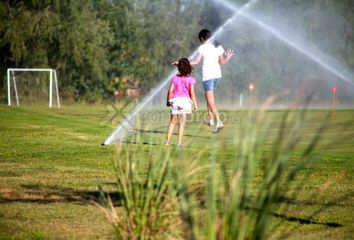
[190,29,234,132]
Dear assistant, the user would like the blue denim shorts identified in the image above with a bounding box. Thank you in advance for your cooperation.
[203,78,220,92]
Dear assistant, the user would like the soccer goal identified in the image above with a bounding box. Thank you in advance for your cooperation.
[7,68,60,108]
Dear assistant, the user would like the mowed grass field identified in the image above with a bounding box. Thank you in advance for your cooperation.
[0,103,353,239]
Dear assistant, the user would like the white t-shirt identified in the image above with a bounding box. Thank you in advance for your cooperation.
[197,40,225,81]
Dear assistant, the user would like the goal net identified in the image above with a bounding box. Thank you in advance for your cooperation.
[7,68,60,108]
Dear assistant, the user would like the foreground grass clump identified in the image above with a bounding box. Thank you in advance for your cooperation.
[97,144,181,239]
[100,108,353,239]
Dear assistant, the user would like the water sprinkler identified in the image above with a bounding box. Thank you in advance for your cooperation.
[217,0,354,85]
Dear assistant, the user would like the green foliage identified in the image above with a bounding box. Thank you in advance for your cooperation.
[0,0,112,102]
[0,0,205,102]
[98,144,181,240]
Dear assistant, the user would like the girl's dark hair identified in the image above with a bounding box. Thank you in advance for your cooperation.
[177,58,192,76]
[198,28,220,47]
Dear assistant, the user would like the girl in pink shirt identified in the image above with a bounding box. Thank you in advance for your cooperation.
[165,58,198,146]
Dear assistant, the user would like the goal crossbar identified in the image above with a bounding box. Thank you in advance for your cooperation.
[7,68,60,108]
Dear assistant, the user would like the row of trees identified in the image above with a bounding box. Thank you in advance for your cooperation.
[0,0,215,102]
[1,0,353,103]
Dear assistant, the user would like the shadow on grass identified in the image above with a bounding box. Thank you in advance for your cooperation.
[1,185,344,229]
[271,212,343,228]
[0,184,123,205]
[0,181,347,230]
[276,194,353,208]
[134,128,210,139]
[121,141,160,146]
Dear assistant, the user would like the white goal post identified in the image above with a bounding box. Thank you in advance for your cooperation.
[7,68,60,108]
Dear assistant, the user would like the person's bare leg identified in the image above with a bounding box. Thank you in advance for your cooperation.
[177,114,187,146]
[205,90,221,122]
[166,115,177,144]
[205,92,214,126]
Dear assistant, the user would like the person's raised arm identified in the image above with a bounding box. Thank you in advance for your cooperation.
[219,49,234,65]
[189,53,202,66]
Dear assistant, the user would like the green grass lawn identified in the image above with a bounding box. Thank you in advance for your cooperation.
[0,104,353,239]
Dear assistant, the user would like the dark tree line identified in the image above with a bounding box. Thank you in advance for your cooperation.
[0,0,210,102]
